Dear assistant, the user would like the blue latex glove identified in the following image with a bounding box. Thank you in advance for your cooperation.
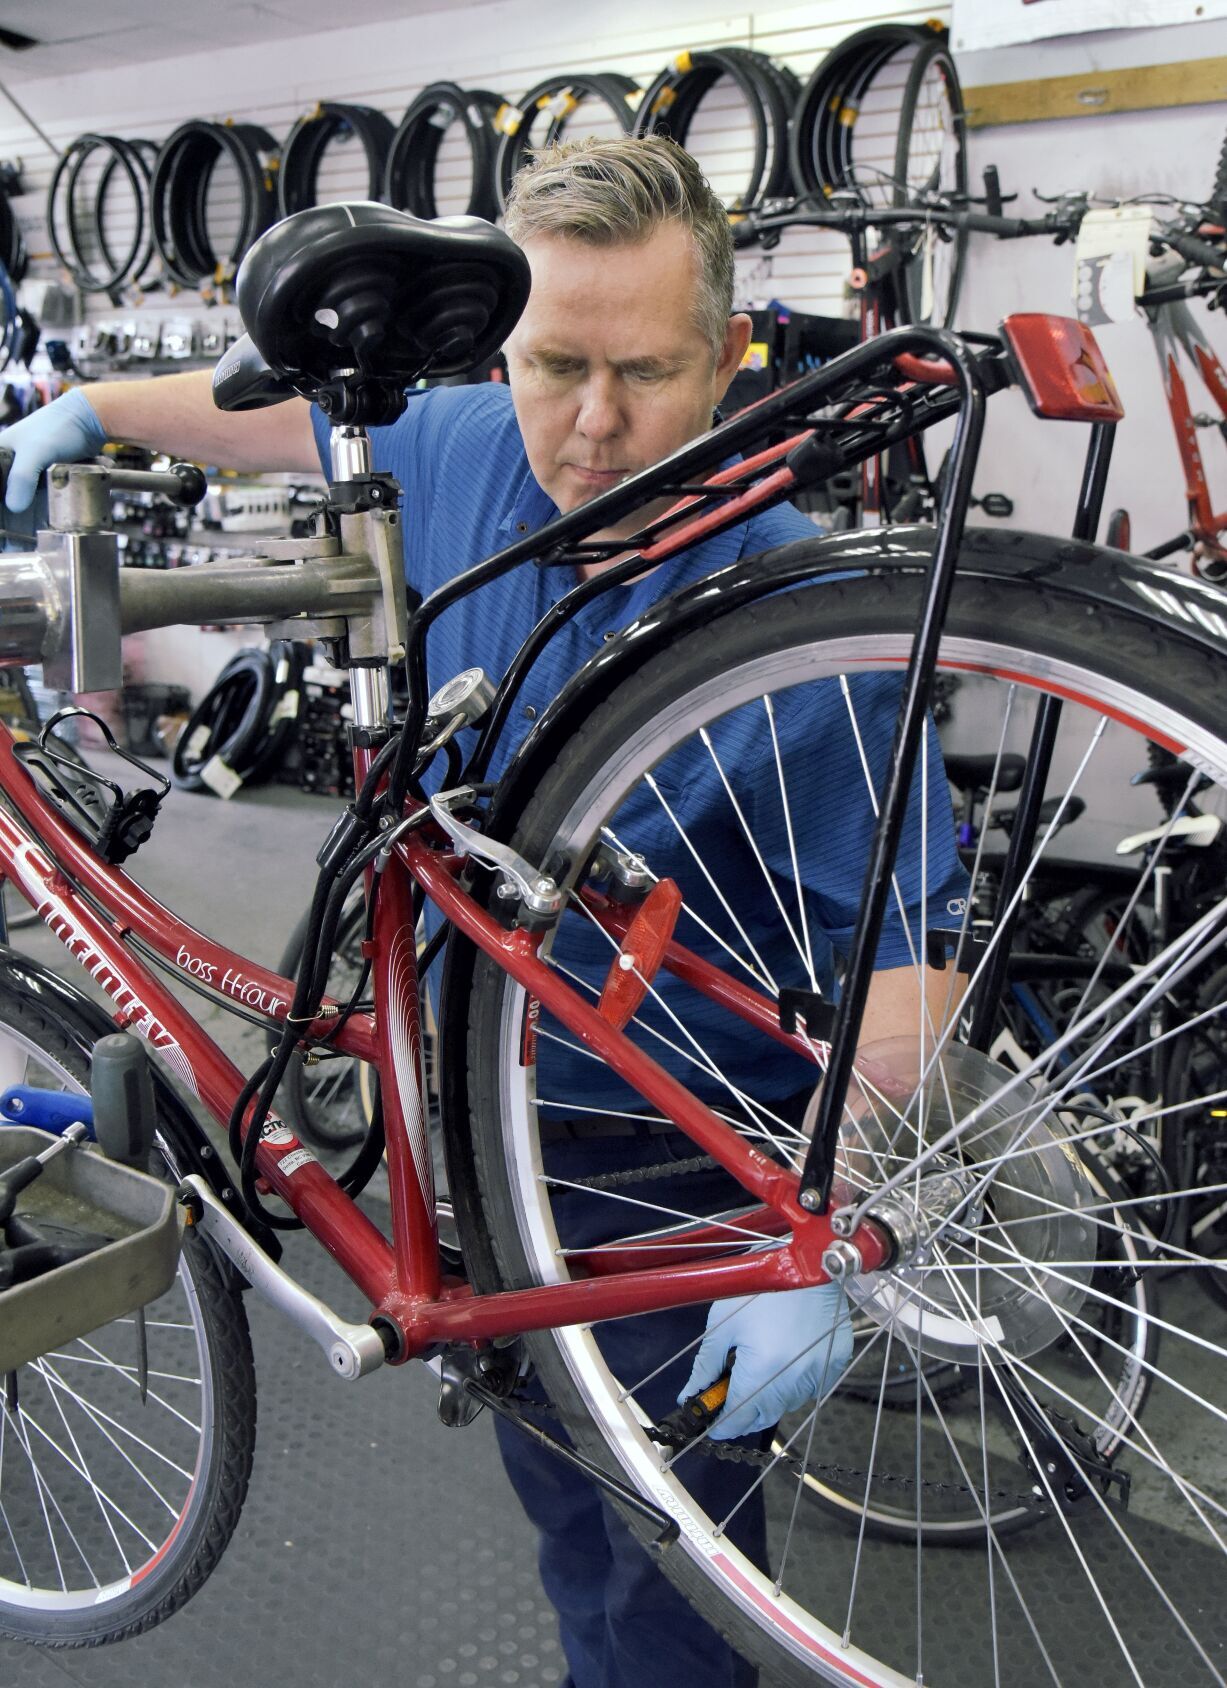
[0,388,107,512]
[680,1284,853,1440]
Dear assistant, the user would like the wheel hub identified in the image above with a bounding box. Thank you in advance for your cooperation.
[825,1039,1100,1364]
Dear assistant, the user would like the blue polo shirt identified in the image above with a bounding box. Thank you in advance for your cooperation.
[312,385,966,1111]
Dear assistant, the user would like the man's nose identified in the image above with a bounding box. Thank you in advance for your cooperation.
[575,373,623,441]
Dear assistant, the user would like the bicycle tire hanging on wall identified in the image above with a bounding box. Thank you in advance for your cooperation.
[171,642,306,796]
[494,72,640,212]
[635,47,799,211]
[790,22,966,326]
[47,134,156,295]
[150,119,280,290]
[277,102,395,217]
[384,82,504,221]
[0,188,25,287]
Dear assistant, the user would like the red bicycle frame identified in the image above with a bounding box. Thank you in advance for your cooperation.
[0,658,887,1366]
[1151,297,1227,566]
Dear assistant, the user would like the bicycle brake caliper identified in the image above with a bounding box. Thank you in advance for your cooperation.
[427,791,563,931]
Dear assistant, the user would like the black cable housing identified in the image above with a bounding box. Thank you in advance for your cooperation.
[385,82,504,221]
[151,119,279,288]
[278,102,395,217]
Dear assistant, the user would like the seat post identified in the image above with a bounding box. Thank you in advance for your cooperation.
[330,424,372,483]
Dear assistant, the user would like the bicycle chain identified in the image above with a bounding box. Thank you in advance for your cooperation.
[560,1162,1038,1505]
[509,1389,1038,1508]
[568,1153,720,1189]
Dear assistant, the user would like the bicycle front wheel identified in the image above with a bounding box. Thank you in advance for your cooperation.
[459,551,1227,1686]
[0,979,256,1646]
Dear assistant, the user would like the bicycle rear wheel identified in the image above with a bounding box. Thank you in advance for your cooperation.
[457,545,1227,1685]
[0,980,256,1645]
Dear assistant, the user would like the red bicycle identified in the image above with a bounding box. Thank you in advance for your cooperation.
[0,204,1225,1687]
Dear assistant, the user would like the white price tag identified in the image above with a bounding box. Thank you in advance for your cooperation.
[269,688,300,726]
[920,228,936,325]
[184,724,212,761]
[1074,248,1137,326]
[199,754,243,799]
[1073,206,1151,318]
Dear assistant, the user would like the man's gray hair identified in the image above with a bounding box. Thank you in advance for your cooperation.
[502,135,734,358]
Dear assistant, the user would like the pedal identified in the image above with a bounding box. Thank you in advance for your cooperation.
[435,1342,521,1428]
[13,708,169,865]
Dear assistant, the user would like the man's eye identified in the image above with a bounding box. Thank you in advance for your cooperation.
[626,367,670,384]
[541,361,582,379]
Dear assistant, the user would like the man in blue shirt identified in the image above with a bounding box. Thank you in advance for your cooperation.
[1,135,965,1688]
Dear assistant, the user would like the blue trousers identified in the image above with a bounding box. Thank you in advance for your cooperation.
[493,1128,765,1688]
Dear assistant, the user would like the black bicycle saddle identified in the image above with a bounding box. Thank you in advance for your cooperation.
[227,201,530,423]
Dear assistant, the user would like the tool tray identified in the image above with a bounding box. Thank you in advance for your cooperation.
[0,1128,184,1373]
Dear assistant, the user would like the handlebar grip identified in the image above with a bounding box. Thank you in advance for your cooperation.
[1162,229,1226,272]
[960,211,1061,239]
[982,166,1003,220]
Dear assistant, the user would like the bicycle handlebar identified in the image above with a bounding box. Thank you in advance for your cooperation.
[739,202,1080,244]
[1160,227,1227,273]
[741,200,1227,275]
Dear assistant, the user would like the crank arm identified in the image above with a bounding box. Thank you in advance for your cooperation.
[463,1376,679,1547]
[181,1176,388,1381]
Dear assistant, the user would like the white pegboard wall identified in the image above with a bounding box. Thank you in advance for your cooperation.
[0,0,949,354]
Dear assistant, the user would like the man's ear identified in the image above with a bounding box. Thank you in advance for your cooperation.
[714,313,754,401]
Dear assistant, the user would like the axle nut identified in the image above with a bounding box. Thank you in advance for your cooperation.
[821,1238,863,1282]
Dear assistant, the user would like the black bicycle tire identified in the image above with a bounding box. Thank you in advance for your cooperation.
[495,72,639,212]
[90,137,158,290]
[455,554,1226,1685]
[0,191,25,286]
[1212,121,1227,209]
[171,641,302,794]
[277,101,394,217]
[635,47,796,210]
[49,135,145,295]
[790,23,936,203]
[150,120,279,288]
[893,38,967,327]
[385,82,503,221]
[0,981,256,1645]
[825,38,911,209]
[73,139,143,292]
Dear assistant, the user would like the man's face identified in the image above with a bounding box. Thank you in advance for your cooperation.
[503,223,751,543]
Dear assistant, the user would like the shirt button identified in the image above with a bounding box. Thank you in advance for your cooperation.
[523,704,537,720]
[603,630,616,642]
[516,522,528,533]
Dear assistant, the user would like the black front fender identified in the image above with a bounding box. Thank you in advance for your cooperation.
[485,523,1227,843]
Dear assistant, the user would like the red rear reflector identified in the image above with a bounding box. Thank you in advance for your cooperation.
[597,878,682,1031]
[1001,314,1125,423]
